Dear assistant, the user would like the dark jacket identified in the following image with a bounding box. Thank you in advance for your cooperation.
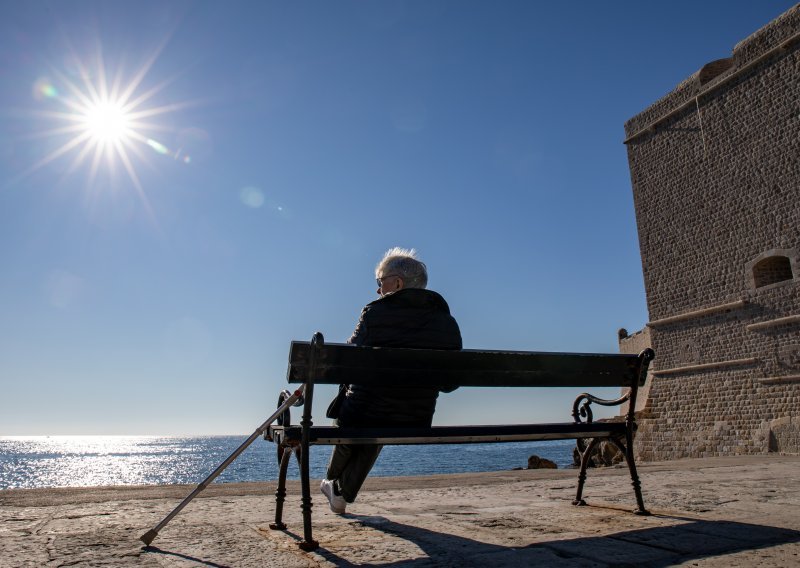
[339,288,462,427]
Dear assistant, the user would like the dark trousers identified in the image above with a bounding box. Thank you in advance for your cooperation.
[325,439,383,503]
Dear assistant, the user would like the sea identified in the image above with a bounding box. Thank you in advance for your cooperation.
[0,436,575,490]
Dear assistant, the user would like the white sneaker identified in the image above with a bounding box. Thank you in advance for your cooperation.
[320,479,347,514]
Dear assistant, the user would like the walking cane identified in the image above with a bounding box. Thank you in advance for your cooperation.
[139,386,305,546]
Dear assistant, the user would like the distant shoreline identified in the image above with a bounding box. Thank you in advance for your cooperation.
[0,467,581,507]
[5,455,798,509]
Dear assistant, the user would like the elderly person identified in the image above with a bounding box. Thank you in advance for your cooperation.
[320,247,462,513]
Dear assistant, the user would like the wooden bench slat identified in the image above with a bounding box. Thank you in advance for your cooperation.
[288,342,645,387]
[270,422,627,445]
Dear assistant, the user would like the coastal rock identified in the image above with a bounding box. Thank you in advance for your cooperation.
[572,437,625,468]
[527,455,557,469]
[571,416,629,468]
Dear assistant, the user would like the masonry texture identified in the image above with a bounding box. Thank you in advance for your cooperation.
[620,4,800,461]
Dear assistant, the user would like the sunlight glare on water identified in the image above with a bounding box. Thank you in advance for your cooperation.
[0,436,272,490]
[0,436,575,490]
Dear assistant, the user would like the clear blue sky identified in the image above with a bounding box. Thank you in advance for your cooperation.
[1,1,794,435]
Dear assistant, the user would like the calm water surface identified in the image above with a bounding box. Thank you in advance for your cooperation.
[0,436,575,490]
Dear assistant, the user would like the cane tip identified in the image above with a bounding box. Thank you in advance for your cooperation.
[140,529,158,546]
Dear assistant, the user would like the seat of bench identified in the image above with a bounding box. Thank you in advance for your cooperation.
[269,421,627,446]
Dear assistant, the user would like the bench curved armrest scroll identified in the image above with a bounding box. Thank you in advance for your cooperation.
[572,392,631,424]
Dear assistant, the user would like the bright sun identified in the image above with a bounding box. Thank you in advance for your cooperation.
[22,46,195,215]
[82,100,132,144]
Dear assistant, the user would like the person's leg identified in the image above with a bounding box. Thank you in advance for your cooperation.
[326,442,352,481]
[324,410,385,503]
[336,444,383,502]
[325,442,383,503]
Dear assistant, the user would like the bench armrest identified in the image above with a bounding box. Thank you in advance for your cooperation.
[572,392,632,424]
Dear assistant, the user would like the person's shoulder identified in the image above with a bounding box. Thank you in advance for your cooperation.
[368,288,451,311]
[409,288,452,311]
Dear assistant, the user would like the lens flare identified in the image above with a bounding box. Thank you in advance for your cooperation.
[33,77,59,100]
[146,139,169,155]
[240,186,265,208]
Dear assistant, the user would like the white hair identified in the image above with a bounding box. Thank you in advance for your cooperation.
[376,247,428,289]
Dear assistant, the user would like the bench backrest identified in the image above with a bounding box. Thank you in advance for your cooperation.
[287,338,654,389]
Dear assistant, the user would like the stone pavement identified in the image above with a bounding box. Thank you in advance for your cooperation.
[1,455,799,567]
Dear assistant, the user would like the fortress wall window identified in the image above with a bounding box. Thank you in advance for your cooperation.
[751,255,794,289]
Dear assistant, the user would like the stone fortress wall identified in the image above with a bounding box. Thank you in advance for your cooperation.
[620,4,800,461]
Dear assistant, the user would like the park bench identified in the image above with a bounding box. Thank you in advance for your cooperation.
[266,332,655,551]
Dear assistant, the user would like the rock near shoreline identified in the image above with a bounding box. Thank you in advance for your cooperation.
[527,455,558,469]
[572,438,625,468]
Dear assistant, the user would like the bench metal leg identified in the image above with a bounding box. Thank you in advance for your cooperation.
[296,374,319,551]
[270,446,295,530]
[298,444,319,551]
[621,431,650,516]
[572,437,599,506]
[576,435,650,515]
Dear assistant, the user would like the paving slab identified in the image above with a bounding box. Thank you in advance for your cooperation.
[1,455,799,567]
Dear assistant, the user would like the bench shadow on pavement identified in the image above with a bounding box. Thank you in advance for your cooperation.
[313,514,800,567]
[142,545,231,568]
